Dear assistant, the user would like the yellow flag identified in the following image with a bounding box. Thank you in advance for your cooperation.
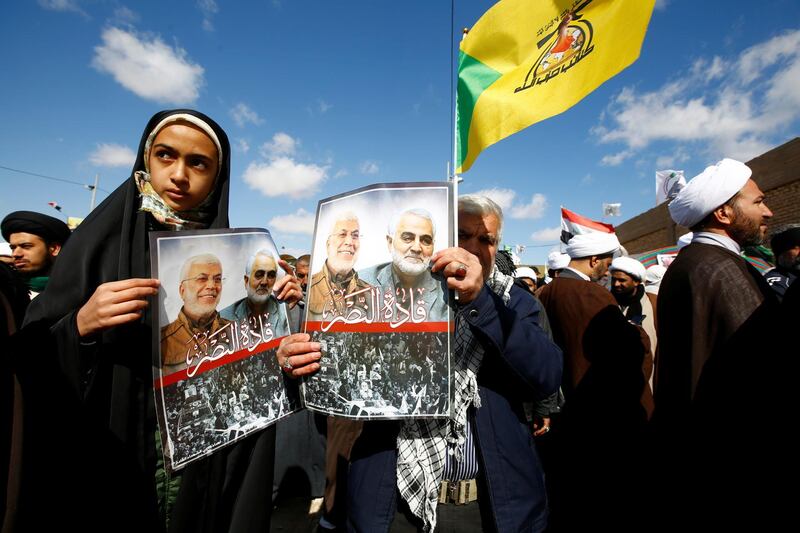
[456,0,655,173]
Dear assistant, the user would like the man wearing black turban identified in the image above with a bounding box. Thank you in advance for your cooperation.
[1,210,71,295]
[765,224,800,302]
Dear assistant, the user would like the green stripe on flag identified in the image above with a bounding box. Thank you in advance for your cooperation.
[456,51,502,171]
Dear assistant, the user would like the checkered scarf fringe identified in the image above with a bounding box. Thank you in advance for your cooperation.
[397,267,514,532]
[134,171,214,230]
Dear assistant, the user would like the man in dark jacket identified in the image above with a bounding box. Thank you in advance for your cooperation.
[277,195,562,532]
[764,223,800,302]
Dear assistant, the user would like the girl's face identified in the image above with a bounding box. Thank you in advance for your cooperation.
[148,121,219,211]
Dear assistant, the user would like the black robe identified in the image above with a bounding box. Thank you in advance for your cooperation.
[15,110,275,533]
[653,242,790,529]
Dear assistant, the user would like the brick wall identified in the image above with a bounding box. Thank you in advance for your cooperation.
[616,137,799,253]
[764,180,800,240]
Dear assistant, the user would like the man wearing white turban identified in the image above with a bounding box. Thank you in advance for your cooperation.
[545,251,571,282]
[537,232,653,531]
[610,256,657,389]
[654,158,784,530]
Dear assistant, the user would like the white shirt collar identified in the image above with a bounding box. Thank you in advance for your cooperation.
[691,231,742,255]
[563,266,591,281]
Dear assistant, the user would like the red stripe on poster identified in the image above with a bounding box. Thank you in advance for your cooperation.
[304,321,452,333]
[154,337,283,389]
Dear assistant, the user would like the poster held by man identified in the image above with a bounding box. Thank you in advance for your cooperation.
[302,182,454,419]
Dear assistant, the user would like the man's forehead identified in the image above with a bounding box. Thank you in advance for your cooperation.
[458,212,499,235]
[741,178,764,198]
[397,213,433,234]
[252,254,276,271]
[189,261,222,273]
[9,232,45,245]
[332,219,359,233]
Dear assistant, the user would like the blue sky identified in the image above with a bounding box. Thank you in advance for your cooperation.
[1,0,798,265]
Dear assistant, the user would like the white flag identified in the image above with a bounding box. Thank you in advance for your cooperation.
[656,170,686,205]
[603,203,621,217]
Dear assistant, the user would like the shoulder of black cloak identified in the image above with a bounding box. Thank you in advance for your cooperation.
[24,109,231,327]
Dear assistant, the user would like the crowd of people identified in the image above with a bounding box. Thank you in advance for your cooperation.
[1,109,797,533]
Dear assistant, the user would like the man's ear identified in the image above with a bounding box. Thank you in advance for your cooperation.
[386,235,393,251]
[49,242,62,258]
[712,203,735,227]
[243,275,249,286]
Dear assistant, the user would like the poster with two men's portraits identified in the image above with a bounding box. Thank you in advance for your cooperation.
[150,228,299,472]
[302,182,454,419]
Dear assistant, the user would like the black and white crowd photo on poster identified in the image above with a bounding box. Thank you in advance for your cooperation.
[302,182,454,419]
[303,331,450,418]
[151,228,298,470]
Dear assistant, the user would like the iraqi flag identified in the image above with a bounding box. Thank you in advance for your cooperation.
[560,206,615,246]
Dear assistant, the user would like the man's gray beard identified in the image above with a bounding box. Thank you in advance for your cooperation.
[246,285,270,305]
[327,254,355,275]
[184,298,218,321]
[391,249,430,276]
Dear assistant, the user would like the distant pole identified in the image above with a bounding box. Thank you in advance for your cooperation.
[90,173,99,212]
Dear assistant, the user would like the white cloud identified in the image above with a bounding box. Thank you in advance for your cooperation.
[510,193,547,219]
[92,27,204,104]
[230,102,264,128]
[268,208,315,235]
[530,226,561,242]
[261,132,297,157]
[318,99,332,113]
[234,138,250,153]
[655,146,690,169]
[600,150,633,166]
[472,188,516,211]
[242,157,327,199]
[112,6,138,24]
[334,169,349,178]
[581,174,594,184]
[89,143,135,167]
[359,161,380,175]
[197,0,218,32]
[654,0,670,11]
[594,29,800,163]
[38,0,87,16]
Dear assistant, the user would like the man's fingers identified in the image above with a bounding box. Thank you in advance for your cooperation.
[289,362,321,378]
[286,352,322,367]
[282,342,321,358]
[280,333,311,345]
[272,275,291,294]
[278,259,295,277]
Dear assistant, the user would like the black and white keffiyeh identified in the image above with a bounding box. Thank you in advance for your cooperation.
[397,267,514,531]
